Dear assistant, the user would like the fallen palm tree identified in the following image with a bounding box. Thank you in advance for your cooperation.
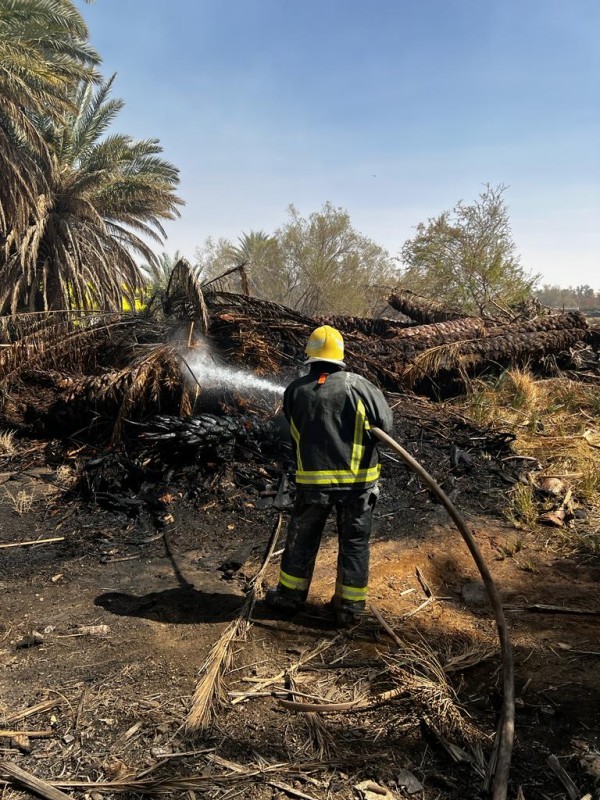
[404,312,588,386]
[387,288,466,323]
[315,314,414,337]
[204,292,589,392]
[0,285,592,440]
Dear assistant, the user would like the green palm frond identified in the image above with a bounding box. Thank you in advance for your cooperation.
[228,230,273,264]
[0,0,100,235]
[1,77,183,314]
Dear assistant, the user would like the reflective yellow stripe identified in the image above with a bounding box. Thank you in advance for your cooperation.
[295,465,381,485]
[334,583,368,601]
[351,400,366,473]
[279,569,309,591]
[289,417,303,471]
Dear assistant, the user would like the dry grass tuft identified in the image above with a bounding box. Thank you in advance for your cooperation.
[505,483,538,530]
[55,465,77,488]
[0,429,17,456]
[4,488,34,514]
[460,372,600,558]
[496,367,538,411]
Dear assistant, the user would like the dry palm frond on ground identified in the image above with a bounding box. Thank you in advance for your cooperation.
[383,636,485,746]
[186,513,283,731]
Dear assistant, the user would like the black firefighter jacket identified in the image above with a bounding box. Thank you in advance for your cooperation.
[283,367,394,490]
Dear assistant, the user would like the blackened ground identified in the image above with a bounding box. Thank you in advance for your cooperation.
[1,396,599,800]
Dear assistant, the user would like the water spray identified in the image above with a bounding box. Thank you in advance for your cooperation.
[183,345,284,397]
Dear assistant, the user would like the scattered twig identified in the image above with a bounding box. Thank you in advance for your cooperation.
[415,566,433,597]
[277,686,407,714]
[403,596,435,618]
[505,604,600,616]
[267,780,319,800]
[2,699,63,725]
[370,605,403,648]
[0,537,64,549]
[231,638,339,706]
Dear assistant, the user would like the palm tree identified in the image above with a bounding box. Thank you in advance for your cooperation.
[143,250,183,296]
[1,76,183,313]
[227,230,273,265]
[0,0,99,235]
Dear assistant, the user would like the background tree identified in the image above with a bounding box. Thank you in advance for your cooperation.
[0,0,99,236]
[536,283,600,311]
[227,230,272,265]
[195,205,396,316]
[277,203,396,316]
[1,77,183,313]
[400,185,538,315]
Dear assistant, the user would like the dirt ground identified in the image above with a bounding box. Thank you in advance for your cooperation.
[1,399,599,800]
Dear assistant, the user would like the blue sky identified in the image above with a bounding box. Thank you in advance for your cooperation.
[81,0,599,288]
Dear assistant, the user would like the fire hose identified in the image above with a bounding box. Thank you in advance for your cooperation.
[370,427,514,800]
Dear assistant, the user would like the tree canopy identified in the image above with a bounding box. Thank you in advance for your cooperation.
[196,203,397,317]
[0,0,100,236]
[399,185,538,316]
[535,283,600,311]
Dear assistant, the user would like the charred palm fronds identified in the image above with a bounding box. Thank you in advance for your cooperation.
[137,412,272,459]
[204,292,407,381]
[202,263,250,295]
[205,291,315,372]
[0,311,168,387]
[164,258,210,332]
[82,413,285,518]
[205,291,313,326]
[585,319,600,350]
[61,345,193,442]
[388,289,466,323]
[3,346,192,439]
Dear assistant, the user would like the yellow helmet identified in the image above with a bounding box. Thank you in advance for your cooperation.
[304,325,345,365]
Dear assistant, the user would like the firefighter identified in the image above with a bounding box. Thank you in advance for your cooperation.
[266,325,393,626]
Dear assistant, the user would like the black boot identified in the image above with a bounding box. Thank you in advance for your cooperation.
[265,588,303,614]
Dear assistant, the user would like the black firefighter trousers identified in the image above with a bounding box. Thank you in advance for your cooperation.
[276,486,378,611]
